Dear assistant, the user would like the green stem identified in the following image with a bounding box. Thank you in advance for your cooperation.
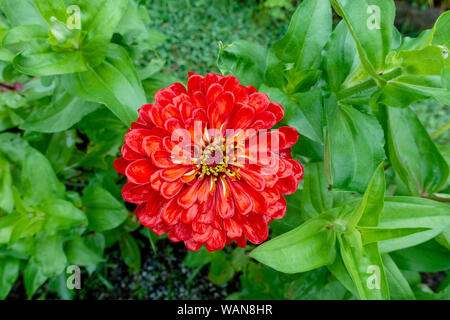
[430,121,450,140]
[337,68,402,100]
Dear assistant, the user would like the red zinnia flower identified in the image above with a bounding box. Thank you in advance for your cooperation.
[114,72,303,251]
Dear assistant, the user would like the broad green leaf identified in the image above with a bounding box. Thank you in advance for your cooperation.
[325,103,385,193]
[64,235,103,267]
[379,46,448,107]
[44,131,77,173]
[23,259,48,299]
[323,20,358,93]
[0,157,13,213]
[265,0,332,93]
[327,250,359,298]
[338,235,389,300]
[340,161,385,229]
[0,133,29,164]
[21,147,65,205]
[431,10,449,48]
[12,43,87,76]
[81,186,127,232]
[21,87,98,133]
[387,106,448,195]
[39,198,87,234]
[0,0,46,27]
[119,233,141,272]
[379,196,450,252]
[33,0,67,23]
[301,161,336,219]
[61,44,145,126]
[250,214,336,273]
[0,256,20,300]
[391,240,450,272]
[262,85,324,143]
[331,0,396,82]
[359,227,430,245]
[218,40,267,88]
[382,253,415,300]
[34,233,67,277]
[208,252,235,285]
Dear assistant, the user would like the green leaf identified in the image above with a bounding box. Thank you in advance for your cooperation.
[331,0,396,82]
[39,198,88,234]
[33,0,68,23]
[21,86,98,133]
[24,259,48,299]
[64,235,103,267]
[44,131,77,173]
[325,103,385,193]
[118,233,141,272]
[208,252,235,285]
[0,256,20,300]
[391,240,450,272]
[0,157,14,213]
[34,233,67,277]
[431,10,449,48]
[387,106,448,195]
[338,235,389,300]
[300,162,334,219]
[382,253,415,300]
[359,226,430,245]
[340,161,385,229]
[250,213,336,273]
[218,40,267,88]
[262,85,324,143]
[327,250,359,297]
[265,0,332,93]
[0,133,29,164]
[21,147,65,205]
[0,0,46,27]
[61,44,145,126]
[323,20,358,93]
[379,196,450,252]
[81,186,127,232]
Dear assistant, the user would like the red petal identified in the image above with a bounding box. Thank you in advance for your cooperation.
[243,215,268,244]
[205,229,226,251]
[161,198,182,225]
[155,88,175,107]
[228,104,255,130]
[178,179,201,208]
[266,197,287,219]
[191,91,207,109]
[181,204,199,224]
[121,144,142,160]
[254,111,277,130]
[277,175,298,195]
[223,218,243,239]
[125,159,155,184]
[151,151,174,168]
[168,82,187,95]
[187,75,205,96]
[206,83,223,107]
[239,167,266,191]
[217,177,235,219]
[193,224,213,243]
[122,182,152,204]
[278,126,299,149]
[185,239,202,251]
[125,129,153,154]
[161,166,192,182]
[228,179,253,215]
[160,179,184,199]
[170,223,192,241]
[142,135,163,156]
[267,102,285,123]
[248,92,269,113]
[114,158,130,175]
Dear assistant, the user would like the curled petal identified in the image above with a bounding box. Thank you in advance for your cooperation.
[160,179,184,199]
[125,159,155,184]
[114,158,130,175]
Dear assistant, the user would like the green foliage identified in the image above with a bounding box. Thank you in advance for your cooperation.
[0,0,448,301]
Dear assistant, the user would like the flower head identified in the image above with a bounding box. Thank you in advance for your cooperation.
[114,73,303,251]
